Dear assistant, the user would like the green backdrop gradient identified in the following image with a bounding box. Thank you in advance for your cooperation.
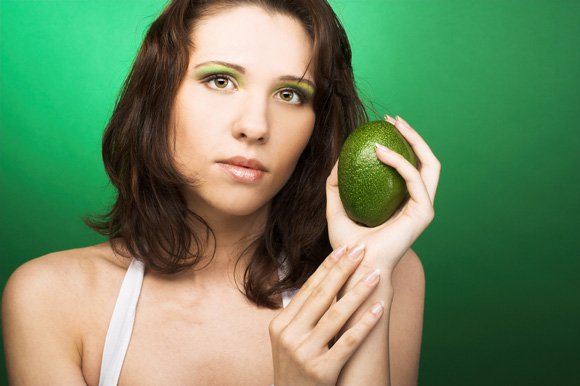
[1,1,579,384]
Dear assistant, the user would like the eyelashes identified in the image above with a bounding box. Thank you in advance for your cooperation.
[276,88,307,105]
[200,73,310,105]
[203,74,237,91]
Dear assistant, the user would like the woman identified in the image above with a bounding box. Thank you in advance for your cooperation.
[2,0,440,385]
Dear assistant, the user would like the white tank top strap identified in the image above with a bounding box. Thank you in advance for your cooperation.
[281,288,299,308]
[278,256,298,307]
[98,258,145,386]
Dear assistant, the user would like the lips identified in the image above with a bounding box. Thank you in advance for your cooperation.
[218,156,268,172]
[216,156,268,183]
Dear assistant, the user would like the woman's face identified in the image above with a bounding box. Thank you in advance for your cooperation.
[171,5,316,220]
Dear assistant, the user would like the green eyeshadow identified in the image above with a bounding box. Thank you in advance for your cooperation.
[194,64,244,88]
[278,81,315,100]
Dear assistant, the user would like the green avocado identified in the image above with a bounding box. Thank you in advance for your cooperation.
[338,120,417,227]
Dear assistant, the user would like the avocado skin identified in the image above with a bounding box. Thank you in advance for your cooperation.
[338,120,417,227]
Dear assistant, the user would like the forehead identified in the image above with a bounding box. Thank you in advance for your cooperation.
[190,5,314,80]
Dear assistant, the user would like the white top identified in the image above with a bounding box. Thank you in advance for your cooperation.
[98,258,298,386]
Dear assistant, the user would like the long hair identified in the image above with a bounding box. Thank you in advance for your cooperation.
[86,0,368,308]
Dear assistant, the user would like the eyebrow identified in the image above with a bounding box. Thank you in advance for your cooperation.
[194,61,245,74]
[193,60,315,88]
[278,75,315,89]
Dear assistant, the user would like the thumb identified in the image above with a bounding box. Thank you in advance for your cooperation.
[326,160,347,221]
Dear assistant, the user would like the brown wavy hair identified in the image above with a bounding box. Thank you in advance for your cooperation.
[86,0,368,308]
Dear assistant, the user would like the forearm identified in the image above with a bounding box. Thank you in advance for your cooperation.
[337,274,394,386]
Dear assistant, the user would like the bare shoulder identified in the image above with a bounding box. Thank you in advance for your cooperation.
[3,242,130,307]
[392,248,425,292]
[1,242,130,384]
[390,248,425,386]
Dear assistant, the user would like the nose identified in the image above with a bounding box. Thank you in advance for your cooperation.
[231,93,270,144]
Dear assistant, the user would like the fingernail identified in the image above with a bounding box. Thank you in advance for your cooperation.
[348,243,365,261]
[371,301,384,316]
[364,269,381,285]
[330,245,347,261]
[375,143,391,153]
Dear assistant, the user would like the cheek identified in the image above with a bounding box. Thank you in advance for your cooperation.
[174,96,224,143]
[271,108,315,179]
[277,105,315,149]
[172,91,235,167]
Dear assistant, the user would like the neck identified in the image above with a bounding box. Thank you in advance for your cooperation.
[182,198,271,286]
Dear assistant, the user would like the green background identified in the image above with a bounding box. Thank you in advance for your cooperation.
[1,0,579,384]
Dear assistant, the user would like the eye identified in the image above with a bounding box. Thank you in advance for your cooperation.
[276,88,304,105]
[204,74,237,91]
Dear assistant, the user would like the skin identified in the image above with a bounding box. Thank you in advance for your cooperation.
[170,6,316,281]
[1,5,439,386]
[270,113,439,385]
[325,114,439,385]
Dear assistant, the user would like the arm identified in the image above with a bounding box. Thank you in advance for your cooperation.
[2,256,88,385]
[336,249,425,386]
[327,114,439,386]
[389,250,425,385]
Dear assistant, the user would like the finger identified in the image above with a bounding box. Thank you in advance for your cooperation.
[324,301,385,370]
[394,115,441,203]
[309,268,381,349]
[278,245,347,323]
[384,114,397,125]
[290,244,366,334]
[375,143,432,210]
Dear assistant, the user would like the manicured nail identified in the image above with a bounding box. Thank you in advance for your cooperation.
[371,301,385,317]
[330,245,347,261]
[348,243,365,261]
[365,269,381,285]
[375,143,391,153]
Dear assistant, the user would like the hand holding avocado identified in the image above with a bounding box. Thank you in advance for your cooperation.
[338,119,417,227]
[326,114,440,276]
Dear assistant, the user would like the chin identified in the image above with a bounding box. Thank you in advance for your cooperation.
[184,184,275,220]
[190,193,271,219]
[218,200,270,217]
